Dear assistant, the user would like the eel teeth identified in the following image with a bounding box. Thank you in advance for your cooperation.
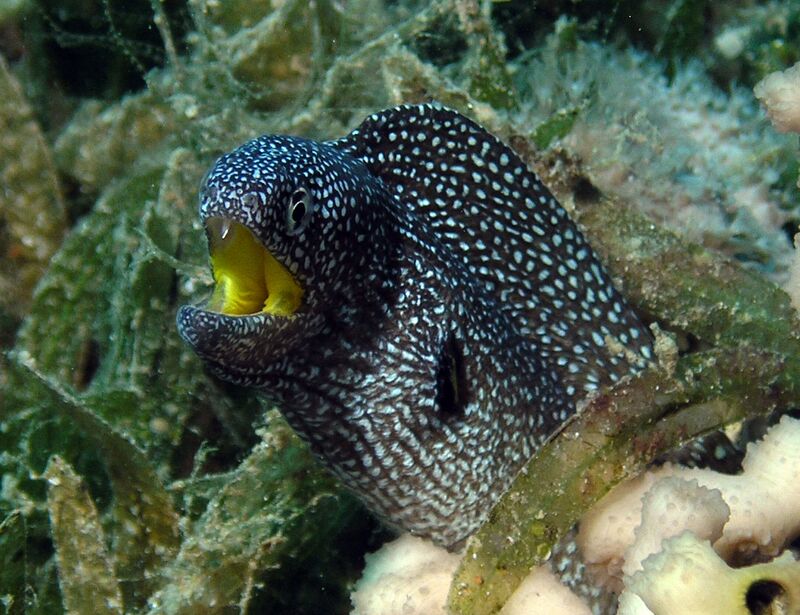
[220,218,232,240]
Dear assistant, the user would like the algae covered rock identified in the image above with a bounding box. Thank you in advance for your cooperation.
[54,93,178,192]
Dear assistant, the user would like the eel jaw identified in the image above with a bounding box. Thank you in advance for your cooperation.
[205,216,303,317]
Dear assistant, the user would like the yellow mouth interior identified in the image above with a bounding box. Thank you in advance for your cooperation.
[206,218,303,316]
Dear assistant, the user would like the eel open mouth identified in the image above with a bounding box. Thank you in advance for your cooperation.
[205,217,303,317]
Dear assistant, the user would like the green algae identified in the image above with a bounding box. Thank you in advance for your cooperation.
[206,0,333,111]
[458,1,518,110]
[44,456,123,615]
[513,32,798,276]
[148,412,365,614]
[0,55,65,321]
[531,106,580,149]
[8,355,181,608]
[579,196,800,360]
[711,2,800,88]
[0,510,63,615]
[0,0,26,21]
[0,512,27,614]
[1,4,395,604]
[1,1,799,613]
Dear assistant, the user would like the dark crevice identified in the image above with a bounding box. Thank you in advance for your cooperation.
[746,580,786,615]
[61,173,99,227]
[74,338,101,390]
[408,13,468,68]
[148,269,180,385]
[434,331,468,422]
[572,176,602,205]
[170,382,260,480]
[31,0,192,100]
[781,219,799,246]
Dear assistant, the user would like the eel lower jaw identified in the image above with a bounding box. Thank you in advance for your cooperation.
[176,303,278,378]
[204,216,303,318]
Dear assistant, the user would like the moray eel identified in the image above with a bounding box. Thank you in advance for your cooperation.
[177,103,654,548]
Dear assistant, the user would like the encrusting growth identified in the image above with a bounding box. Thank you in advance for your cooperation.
[177,103,653,547]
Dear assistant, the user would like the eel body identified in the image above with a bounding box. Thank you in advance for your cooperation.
[177,103,654,548]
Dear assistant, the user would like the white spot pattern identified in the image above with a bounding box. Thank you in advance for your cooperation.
[177,103,654,549]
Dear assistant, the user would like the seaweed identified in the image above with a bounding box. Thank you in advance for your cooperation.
[44,456,124,615]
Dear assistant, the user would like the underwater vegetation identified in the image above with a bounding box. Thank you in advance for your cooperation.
[0,0,799,614]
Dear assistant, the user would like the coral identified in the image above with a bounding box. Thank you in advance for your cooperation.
[351,535,462,615]
[577,416,800,609]
[352,537,589,615]
[361,419,800,614]
[618,533,800,615]
[447,192,800,613]
[754,61,800,133]
[621,479,729,582]
[703,415,800,562]
[498,567,592,615]
[579,477,730,590]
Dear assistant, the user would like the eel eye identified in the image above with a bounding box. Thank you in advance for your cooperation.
[287,187,312,235]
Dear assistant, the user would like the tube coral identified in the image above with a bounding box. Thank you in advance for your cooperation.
[754,61,800,134]
[578,415,800,610]
[350,535,462,615]
[618,532,800,615]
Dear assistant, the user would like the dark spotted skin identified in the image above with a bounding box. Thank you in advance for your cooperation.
[177,103,654,549]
